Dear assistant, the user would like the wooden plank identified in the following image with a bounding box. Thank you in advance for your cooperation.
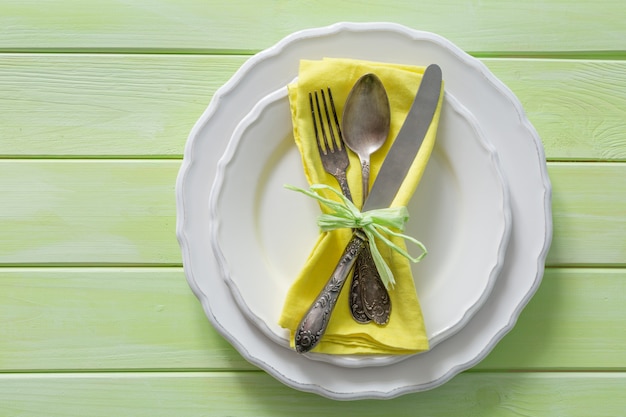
[1,1,626,53]
[485,60,626,161]
[0,268,250,371]
[547,163,626,266]
[1,268,624,372]
[1,55,626,160]
[477,268,626,370]
[0,372,624,416]
[1,161,625,266]
[0,160,181,265]
[0,54,247,157]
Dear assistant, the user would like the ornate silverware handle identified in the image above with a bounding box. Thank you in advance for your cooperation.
[294,232,367,353]
[355,244,391,325]
[334,170,352,204]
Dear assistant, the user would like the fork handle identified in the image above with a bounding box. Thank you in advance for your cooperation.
[332,171,353,203]
[294,231,367,353]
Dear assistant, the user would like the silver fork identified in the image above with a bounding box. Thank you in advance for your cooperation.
[309,87,371,323]
[309,89,353,203]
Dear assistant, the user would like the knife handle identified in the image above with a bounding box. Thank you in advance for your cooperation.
[294,231,367,353]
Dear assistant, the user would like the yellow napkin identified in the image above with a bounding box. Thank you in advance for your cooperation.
[279,58,443,354]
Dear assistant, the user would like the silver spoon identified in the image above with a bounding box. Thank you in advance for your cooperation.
[342,73,391,325]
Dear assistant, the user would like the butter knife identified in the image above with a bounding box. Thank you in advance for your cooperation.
[294,64,443,353]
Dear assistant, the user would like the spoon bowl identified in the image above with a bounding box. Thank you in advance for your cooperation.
[341,73,391,203]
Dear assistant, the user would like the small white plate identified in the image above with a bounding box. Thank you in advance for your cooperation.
[210,86,511,367]
[176,22,552,399]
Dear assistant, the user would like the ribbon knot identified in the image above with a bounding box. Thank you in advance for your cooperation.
[285,183,427,289]
[355,217,372,228]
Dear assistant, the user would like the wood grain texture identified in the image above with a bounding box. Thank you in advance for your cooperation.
[1,55,626,160]
[1,267,624,372]
[485,60,626,161]
[1,161,624,266]
[0,54,247,157]
[1,0,626,54]
[477,268,626,370]
[0,160,180,265]
[0,372,624,416]
[0,268,248,371]
[547,163,626,266]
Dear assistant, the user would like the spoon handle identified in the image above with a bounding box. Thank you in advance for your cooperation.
[349,154,392,325]
[355,244,391,325]
[360,158,371,205]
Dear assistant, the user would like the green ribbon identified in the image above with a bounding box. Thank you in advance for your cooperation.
[285,183,427,289]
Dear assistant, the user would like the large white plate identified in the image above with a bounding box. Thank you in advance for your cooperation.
[210,85,511,368]
[176,22,552,399]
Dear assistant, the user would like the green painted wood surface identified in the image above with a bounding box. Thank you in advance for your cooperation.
[2,0,625,414]
[0,268,624,372]
[2,55,626,160]
[0,54,246,157]
[1,161,624,266]
[0,268,243,371]
[0,372,624,417]
[1,0,625,54]
[547,163,626,266]
[0,160,180,265]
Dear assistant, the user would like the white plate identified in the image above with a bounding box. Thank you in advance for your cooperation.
[210,85,511,368]
[176,22,552,399]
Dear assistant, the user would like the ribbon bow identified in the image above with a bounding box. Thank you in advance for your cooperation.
[285,183,427,289]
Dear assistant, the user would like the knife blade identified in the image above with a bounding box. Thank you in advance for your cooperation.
[294,64,443,353]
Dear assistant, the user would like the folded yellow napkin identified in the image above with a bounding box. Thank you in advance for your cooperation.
[279,58,443,355]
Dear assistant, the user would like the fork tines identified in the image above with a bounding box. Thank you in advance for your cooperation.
[309,88,344,155]
[308,87,352,202]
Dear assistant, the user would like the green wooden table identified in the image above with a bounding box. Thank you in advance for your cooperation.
[1,1,625,415]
